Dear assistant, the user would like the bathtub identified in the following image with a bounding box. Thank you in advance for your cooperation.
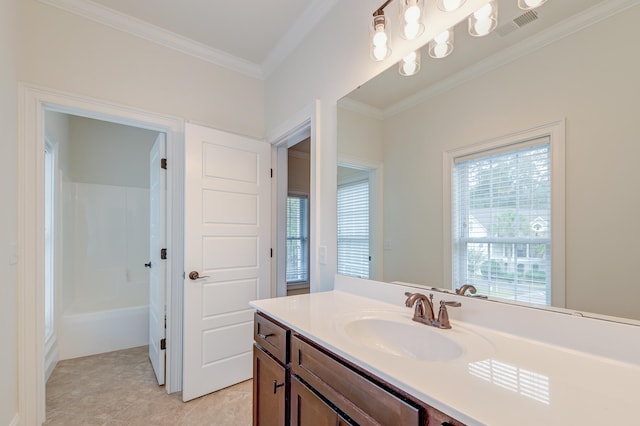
[58,304,149,360]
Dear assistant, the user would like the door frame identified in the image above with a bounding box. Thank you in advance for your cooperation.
[268,101,319,297]
[17,83,185,425]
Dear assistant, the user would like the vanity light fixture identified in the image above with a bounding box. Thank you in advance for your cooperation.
[518,0,547,10]
[400,0,425,40]
[437,0,466,12]
[370,4,392,61]
[428,28,454,59]
[399,50,421,76]
[468,0,498,37]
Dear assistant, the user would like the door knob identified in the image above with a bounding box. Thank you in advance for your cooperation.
[144,262,152,268]
[188,271,210,280]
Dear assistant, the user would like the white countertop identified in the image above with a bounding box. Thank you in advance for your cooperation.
[250,290,640,425]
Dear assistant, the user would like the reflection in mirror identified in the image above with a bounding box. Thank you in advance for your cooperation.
[337,0,640,322]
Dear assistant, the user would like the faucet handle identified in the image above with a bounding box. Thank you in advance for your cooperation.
[437,300,461,329]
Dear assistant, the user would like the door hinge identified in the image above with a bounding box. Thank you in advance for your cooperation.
[270,248,273,258]
[160,338,166,350]
[161,248,167,260]
[161,158,167,169]
[270,168,273,178]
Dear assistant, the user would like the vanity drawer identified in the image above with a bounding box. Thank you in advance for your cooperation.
[254,312,289,364]
[292,334,422,426]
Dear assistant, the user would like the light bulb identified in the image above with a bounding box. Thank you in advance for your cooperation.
[402,61,418,76]
[474,3,493,19]
[434,30,450,44]
[433,43,449,58]
[404,22,421,40]
[373,30,388,47]
[403,51,417,63]
[441,0,464,12]
[473,18,492,36]
[404,5,421,23]
[519,0,547,9]
[373,45,388,61]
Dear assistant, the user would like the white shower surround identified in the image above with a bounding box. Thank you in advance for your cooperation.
[59,181,150,359]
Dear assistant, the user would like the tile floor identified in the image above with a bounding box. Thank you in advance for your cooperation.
[44,346,253,426]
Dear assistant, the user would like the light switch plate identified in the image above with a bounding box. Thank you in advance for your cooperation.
[319,245,327,265]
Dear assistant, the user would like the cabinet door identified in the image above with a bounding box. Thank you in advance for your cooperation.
[291,377,350,426]
[253,346,287,426]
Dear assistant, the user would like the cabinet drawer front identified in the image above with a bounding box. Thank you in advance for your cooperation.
[254,312,289,364]
[292,335,421,426]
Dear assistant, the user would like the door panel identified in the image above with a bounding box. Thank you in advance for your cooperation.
[182,123,271,401]
[149,133,166,386]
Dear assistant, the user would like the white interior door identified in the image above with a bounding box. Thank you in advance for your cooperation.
[149,133,166,385]
[182,123,271,401]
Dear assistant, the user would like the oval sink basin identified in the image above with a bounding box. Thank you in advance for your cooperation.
[336,311,495,362]
[342,317,463,361]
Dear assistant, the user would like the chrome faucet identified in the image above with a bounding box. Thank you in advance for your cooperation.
[404,292,461,329]
[405,292,435,324]
[455,284,477,296]
[455,284,487,299]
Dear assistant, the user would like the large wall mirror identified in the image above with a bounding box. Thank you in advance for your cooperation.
[337,0,640,323]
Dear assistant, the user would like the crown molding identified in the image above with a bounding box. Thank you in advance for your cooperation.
[262,0,341,78]
[38,0,264,79]
[338,97,385,120]
[383,0,638,118]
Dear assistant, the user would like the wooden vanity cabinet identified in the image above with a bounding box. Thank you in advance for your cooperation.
[253,313,290,426]
[290,376,351,426]
[253,312,465,426]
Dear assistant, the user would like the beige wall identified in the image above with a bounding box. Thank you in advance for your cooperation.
[288,151,310,195]
[374,6,640,319]
[17,0,265,139]
[0,0,17,422]
[337,108,384,165]
[265,0,485,290]
[68,116,158,188]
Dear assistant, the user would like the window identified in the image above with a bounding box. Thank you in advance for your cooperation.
[286,195,309,284]
[337,178,370,279]
[446,123,565,307]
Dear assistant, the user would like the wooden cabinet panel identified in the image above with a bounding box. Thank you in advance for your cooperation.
[253,312,466,426]
[291,377,351,426]
[255,312,289,364]
[292,335,421,426]
[253,345,287,426]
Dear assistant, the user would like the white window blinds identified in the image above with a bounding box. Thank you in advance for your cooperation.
[337,179,370,279]
[286,196,309,284]
[452,137,551,305]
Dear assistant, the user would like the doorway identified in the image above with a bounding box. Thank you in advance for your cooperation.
[286,139,311,296]
[18,85,184,425]
[44,110,161,363]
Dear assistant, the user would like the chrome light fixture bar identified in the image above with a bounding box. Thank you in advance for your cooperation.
[370,0,394,61]
[369,0,551,76]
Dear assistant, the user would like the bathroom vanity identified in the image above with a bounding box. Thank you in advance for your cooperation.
[251,275,640,425]
[253,310,463,425]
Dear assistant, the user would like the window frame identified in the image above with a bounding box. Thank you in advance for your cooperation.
[286,193,310,286]
[443,120,566,307]
[337,174,372,280]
